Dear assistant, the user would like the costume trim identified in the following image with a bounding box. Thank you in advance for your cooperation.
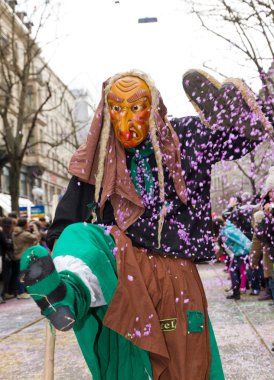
[224,78,273,136]
[183,69,221,129]
[54,255,106,307]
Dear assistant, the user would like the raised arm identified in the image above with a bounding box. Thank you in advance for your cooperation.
[182,69,273,165]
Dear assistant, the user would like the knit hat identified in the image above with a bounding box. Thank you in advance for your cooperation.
[253,210,265,225]
[262,166,274,198]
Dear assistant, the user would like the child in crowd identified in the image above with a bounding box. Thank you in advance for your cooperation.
[212,217,251,300]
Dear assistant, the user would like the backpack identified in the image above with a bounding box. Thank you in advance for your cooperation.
[221,221,251,257]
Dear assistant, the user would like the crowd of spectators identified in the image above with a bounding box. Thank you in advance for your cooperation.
[212,166,274,306]
[0,213,49,303]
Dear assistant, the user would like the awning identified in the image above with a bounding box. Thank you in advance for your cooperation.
[0,193,34,215]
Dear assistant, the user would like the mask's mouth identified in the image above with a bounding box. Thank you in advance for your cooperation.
[129,126,141,140]
[119,126,142,143]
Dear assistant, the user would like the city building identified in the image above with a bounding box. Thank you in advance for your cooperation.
[71,88,95,146]
[0,0,78,219]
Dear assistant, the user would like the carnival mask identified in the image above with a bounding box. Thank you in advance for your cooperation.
[107,76,152,148]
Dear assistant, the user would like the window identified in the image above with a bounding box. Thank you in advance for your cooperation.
[44,183,48,204]
[50,185,55,200]
[39,128,44,154]
[28,130,36,154]
[26,86,34,110]
[20,172,27,197]
[2,166,10,193]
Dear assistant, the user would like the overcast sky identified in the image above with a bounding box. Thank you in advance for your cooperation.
[35,0,263,117]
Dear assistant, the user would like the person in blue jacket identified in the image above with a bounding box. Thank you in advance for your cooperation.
[215,216,252,300]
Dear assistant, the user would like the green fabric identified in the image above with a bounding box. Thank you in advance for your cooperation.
[42,270,91,323]
[126,141,155,198]
[20,245,49,271]
[53,224,117,303]
[208,317,225,380]
[53,223,153,380]
[187,310,205,333]
[20,246,89,320]
[21,246,62,301]
[21,227,224,380]
[26,270,61,300]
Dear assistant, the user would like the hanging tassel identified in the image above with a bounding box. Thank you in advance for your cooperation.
[157,203,168,249]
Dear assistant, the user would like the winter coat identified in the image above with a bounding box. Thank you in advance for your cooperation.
[12,226,39,261]
[256,211,274,277]
[256,213,274,253]
[221,221,251,257]
[249,232,273,277]
[0,230,14,262]
[254,165,274,275]
[262,244,273,278]
[249,233,263,268]
[228,204,258,240]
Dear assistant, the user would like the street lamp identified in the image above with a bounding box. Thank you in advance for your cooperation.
[138,17,158,23]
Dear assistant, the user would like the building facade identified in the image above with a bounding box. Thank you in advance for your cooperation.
[0,0,78,219]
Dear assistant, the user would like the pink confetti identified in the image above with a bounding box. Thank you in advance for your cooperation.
[112,247,118,257]
[134,329,141,337]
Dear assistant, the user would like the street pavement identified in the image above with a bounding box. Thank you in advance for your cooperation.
[0,262,274,380]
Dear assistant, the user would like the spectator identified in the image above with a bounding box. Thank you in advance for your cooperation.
[0,217,15,302]
[8,211,18,222]
[8,211,18,235]
[223,193,263,293]
[255,167,274,304]
[249,211,265,296]
[212,217,229,266]
[219,217,251,300]
[222,197,238,222]
[223,192,257,241]
[38,217,48,248]
[12,219,40,299]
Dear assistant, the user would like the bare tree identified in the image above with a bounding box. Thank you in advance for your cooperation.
[0,0,78,211]
[233,139,274,195]
[184,0,273,115]
[184,0,274,201]
[29,99,94,167]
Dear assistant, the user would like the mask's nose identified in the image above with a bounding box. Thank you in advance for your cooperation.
[118,110,133,140]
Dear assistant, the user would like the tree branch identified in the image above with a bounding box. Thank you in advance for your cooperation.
[20,81,52,160]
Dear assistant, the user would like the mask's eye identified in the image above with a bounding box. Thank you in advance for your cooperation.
[112,105,121,112]
[132,104,144,112]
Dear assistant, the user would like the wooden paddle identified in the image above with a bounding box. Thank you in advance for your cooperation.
[44,194,59,380]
